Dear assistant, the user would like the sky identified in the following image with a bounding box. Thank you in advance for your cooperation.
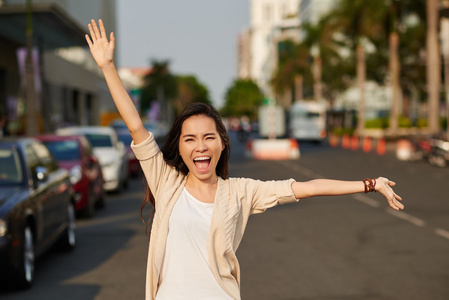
[116,0,249,108]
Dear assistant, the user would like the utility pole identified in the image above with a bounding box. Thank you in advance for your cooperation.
[25,0,38,135]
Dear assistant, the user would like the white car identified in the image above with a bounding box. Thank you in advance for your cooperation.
[56,126,128,192]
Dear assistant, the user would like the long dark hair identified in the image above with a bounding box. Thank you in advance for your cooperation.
[141,102,231,234]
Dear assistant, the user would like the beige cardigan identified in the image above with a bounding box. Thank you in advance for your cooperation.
[131,133,299,300]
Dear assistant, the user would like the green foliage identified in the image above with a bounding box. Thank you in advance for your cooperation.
[173,75,211,114]
[365,118,389,129]
[221,79,264,119]
[140,60,178,114]
[332,127,355,136]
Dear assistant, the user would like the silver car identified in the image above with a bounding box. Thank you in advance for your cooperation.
[57,126,128,192]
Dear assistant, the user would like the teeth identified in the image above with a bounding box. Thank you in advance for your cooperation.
[194,157,210,161]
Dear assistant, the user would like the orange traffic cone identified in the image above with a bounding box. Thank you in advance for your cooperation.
[329,134,339,147]
[350,136,359,151]
[362,137,372,152]
[377,138,386,155]
[342,134,350,149]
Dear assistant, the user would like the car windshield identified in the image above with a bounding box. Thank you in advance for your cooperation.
[0,148,23,185]
[117,133,132,146]
[85,134,113,148]
[43,140,81,160]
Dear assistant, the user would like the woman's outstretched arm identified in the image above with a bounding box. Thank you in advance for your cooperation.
[85,19,150,144]
[291,177,404,211]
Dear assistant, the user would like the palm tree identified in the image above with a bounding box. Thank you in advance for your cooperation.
[271,40,311,107]
[141,60,177,124]
[427,0,441,134]
[331,0,428,135]
[327,0,371,135]
[301,17,343,104]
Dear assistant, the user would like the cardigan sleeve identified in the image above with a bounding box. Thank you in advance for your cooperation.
[130,132,178,201]
[241,178,299,215]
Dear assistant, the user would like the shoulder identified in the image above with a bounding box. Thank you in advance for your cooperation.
[131,132,160,161]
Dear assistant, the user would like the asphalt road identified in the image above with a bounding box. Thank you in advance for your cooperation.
[1,131,448,300]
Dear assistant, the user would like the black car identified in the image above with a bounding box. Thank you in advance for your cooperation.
[0,138,76,289]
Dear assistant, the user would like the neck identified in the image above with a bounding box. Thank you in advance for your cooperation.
[186,174,218,188]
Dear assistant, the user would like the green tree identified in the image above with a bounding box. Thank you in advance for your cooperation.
[271,40,311,106]
[221,79,264,119]
[173,75,212,114]
[301,16,352,105]
[140,60,177,118]
[328,0,427,133]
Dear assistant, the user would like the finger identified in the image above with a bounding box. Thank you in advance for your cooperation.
[109,32,115,49]
[390,194,404,209]
[99,19,107,38]
[388,181,396,186]
[85,34,93,48]
[91,19,101,40]
[394,193,402,201]
[393,199,404,210]
[88,23,96,41]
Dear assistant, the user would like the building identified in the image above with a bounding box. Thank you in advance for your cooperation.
[0,0,118,135]
[245,0,300,99]
[298,0,334,25]
[237,29,251,80]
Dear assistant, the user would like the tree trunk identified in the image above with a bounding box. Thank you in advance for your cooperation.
[294,75,303,102]
[356,43,366,135]
[426,0,441,134]
[313,55,322,102]
[389,31,401,135]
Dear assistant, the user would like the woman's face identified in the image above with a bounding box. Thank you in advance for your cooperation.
[179,114,224,183]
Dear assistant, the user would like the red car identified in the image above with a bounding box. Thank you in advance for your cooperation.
[116,129,141,177]
[36,135,105,218]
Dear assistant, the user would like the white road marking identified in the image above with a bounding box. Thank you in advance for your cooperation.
[385,209,426,227]
[434,228,449,240]
[352,194,381,208]
[275,160,449,241]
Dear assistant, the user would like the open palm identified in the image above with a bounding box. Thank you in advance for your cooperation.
[85,19,115,69]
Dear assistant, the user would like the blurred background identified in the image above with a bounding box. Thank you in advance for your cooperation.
[1,1,449,299]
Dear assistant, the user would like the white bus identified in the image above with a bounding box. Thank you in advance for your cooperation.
[289,100,327,142]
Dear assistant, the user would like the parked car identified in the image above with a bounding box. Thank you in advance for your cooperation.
[36,135,105,217]
[109,119,127,132]
[144,121,168,145]
[116,129,140,177]
[428,138,449,167]
[0,138,76,289]
[57,126,128,192]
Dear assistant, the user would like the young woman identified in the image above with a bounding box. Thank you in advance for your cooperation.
[85,19,404,300]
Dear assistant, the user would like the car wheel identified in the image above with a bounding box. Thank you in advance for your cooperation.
[58,202,76,251]
[83,191,96,218]
[96,192,106,209]
[15,225,35,289]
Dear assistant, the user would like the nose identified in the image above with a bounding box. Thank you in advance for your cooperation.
[195,140,208,152]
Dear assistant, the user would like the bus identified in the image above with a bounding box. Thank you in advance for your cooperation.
[289,100,327,142]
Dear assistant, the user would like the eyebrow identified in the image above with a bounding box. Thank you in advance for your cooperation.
[181,132,217,139]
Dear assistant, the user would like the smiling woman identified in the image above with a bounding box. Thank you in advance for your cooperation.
[85,19,404,300]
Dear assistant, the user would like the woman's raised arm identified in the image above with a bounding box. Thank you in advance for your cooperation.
[85,19,150,144]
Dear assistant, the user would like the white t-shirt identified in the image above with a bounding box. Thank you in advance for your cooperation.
[155,188,233,300]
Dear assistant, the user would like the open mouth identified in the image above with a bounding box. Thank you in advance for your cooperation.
[193,156,211,171]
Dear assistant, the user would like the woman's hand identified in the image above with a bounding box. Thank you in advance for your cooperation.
[376,177,404,210]
[85,19,115,69]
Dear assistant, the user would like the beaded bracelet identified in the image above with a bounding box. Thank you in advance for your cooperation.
[363,178,376,193]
